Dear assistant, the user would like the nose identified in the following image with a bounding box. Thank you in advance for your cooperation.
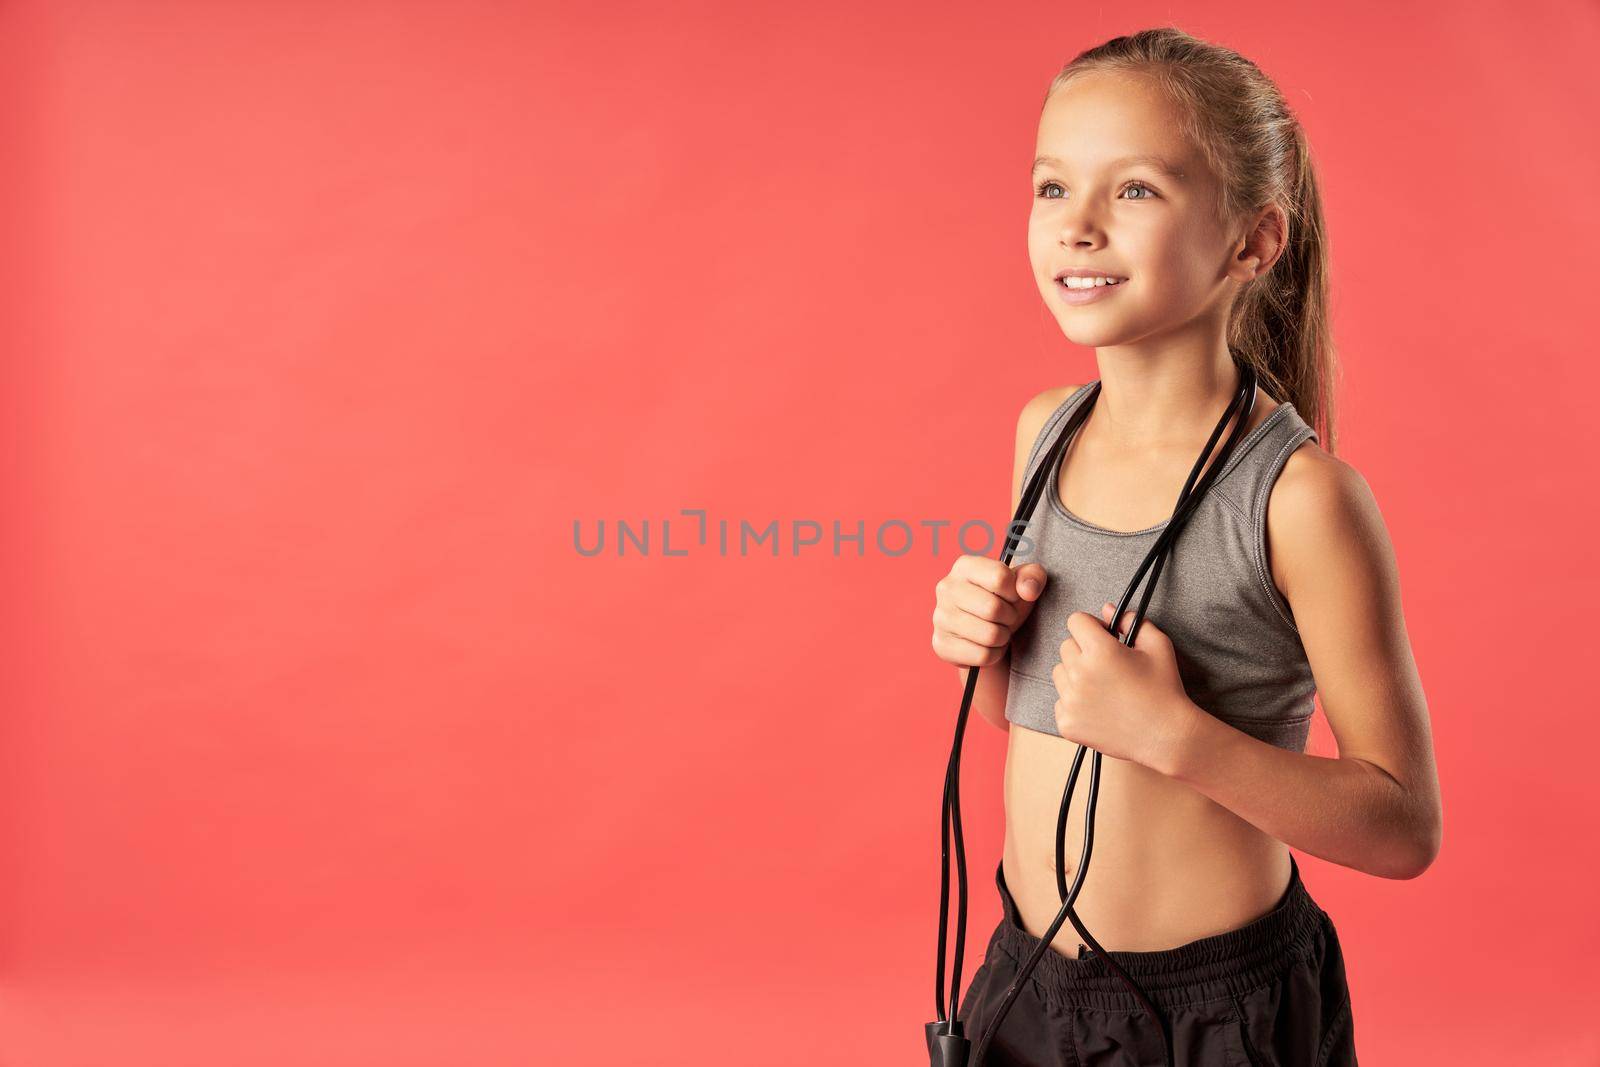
[1056,202,1106,249]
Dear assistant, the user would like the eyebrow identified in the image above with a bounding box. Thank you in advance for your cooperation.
[1031,154,1187,181]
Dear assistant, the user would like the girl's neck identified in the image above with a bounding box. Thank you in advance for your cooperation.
[1088,346,1250,450]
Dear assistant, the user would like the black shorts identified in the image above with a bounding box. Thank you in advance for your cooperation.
[955,855,1357,1066]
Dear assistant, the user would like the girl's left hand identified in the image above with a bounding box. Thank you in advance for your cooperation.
[1052,601,1199,773]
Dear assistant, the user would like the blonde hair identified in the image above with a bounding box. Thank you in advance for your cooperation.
[1048,27,1339,453]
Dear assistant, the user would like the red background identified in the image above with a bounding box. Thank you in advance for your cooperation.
[2,2,1596,1064]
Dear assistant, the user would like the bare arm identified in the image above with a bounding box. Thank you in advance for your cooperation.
[1157,447,1443,880]
[959,655,1013,732]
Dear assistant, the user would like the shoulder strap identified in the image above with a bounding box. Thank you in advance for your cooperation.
[1224,403,1320,519]
[1018,382,1097,490]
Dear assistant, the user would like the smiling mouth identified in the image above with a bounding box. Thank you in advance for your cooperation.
[1052,274,1128,306]
[1056,276,1128,290]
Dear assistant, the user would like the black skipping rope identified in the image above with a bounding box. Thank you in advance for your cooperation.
[929,362,1261,1067]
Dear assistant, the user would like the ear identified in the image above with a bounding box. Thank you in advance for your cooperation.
[1229,203,1288,283]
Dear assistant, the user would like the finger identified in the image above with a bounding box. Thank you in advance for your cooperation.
[948,580,1021,629]
[934,589,1015,648]
[955,555,1017,599]
[1125,612,1169,649]
[1106,603,1134,637]
[940,605,1010,649]
[1056,631,1080,665]
[1064,609,1111,652]
[934,631,1007,669]
[1013,562,1049,602]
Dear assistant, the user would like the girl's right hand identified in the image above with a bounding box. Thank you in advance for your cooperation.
[930,556,1049,668]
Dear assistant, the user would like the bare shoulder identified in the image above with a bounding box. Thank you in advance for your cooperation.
[1264,442,1393,605]
[1015,384,1078,448]
[1011,385,1079,509]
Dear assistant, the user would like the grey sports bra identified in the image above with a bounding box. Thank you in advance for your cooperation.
[1003,382,1321,751]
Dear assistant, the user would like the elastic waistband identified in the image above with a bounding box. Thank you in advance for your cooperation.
[987,855,1328,1012]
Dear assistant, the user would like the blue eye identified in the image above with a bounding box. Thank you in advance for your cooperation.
[1033,180,1159,200]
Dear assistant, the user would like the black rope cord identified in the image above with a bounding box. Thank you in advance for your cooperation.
[930,362,1260,1067]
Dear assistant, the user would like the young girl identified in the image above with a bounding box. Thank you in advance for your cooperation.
[929,28,1441,1066]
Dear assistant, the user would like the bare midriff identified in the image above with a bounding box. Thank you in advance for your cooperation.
[1001,721,1293,956]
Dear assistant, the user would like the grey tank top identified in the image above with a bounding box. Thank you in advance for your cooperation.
[1003,381,1321,752]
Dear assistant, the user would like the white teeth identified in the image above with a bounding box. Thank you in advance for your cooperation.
[1061,276,1123,289]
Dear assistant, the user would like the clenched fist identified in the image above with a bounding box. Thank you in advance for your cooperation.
[1050,601,1199,772]
[931,555,1050,669]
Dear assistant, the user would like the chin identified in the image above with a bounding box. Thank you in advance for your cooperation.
[1052,316,1133,349]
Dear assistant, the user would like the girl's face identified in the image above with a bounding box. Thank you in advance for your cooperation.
[1029,71,1247,350]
